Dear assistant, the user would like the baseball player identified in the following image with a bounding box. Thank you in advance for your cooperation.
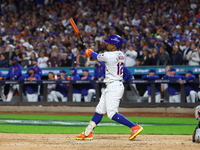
[179,70,198,103]
[123,66,140,102]
[162,68,182,103]
[75,35,143,140]
[47,72,56,102]
[141,69,161,103]
[81,69,95,102]
[6,57,22,102]
[19,67,40,102]
[30,58,42,100]
[0,70,6,102]
[70,67,82,102]
[51,70,69,102]
[193,105,200,142]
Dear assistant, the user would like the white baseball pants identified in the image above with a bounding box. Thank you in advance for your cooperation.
[84,89,96,102]
[169,94,180,103]
[143,90,161,103]
[51,91,68,102]
[0,85,6,102]
[7,84,19,102]
[73,93,82,102]
[187,90,197,103]
[95,81,124,119]
[27,93,38,102]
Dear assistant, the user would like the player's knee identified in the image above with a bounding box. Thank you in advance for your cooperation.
[190,91,196,95]
[107,111,116,119]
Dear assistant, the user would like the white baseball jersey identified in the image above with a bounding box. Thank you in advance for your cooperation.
[38,57,49,68]
[97,51,124,83]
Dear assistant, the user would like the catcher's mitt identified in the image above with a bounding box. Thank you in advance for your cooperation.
[85,49,95,61]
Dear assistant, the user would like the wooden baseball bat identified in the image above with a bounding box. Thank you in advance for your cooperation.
[68,18,95,61]
[68,18,86,49]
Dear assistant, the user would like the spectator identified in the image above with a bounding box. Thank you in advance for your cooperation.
[151,47,159,65]
[21,52,29,68]
[179,70,198,103]
[162,68,182,103]
[10,47,22,64]
[70,67,81,102]
[19,67,40,102]
[0,54,9,68]
[61,53,72,67]
[81,69,95,102]
[125,44,138,67]
[142,69,161,103]
[0,45,9,60]
[38,51,49,68]
[156,46,171,66]
[182,40,192,65]
[51,70,69,102]
[186,42,200,65]
[171,41,183,65]
[47,51,61,67]
[140,49,152,66]
[5,57,22,102]
[74,49,86,67]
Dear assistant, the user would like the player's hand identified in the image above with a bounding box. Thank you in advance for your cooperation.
[85,49,95,61]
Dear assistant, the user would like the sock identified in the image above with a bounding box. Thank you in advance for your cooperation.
[112,113,136,128]
[91,112,103,125]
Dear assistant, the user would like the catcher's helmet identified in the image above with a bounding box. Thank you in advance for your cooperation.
[104,35,123,49]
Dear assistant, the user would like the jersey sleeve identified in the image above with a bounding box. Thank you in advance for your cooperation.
[97,53,108,62]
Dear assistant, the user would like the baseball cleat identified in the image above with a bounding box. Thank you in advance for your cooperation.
[75,132,93,140]
[129,124,143,140]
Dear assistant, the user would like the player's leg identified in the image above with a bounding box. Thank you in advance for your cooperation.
[47,93,53,102]
[0,85,6,102]
[169,95,173,103]
[85,89,95,102]
[7,85,15,102]
[174,94,180,103]
[73,93,81,102]
[51,91,59,102]
[32,93,38,102]
[186,95,191,103]
[75,87,106,140]
[190,91,197,103]
[56,92,67,102]
[155,93,161,103]
[106,82,143,140]
[26,93,32,102]
[148,95,151,103]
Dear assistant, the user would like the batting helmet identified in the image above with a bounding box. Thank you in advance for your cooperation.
[104,35,123,49]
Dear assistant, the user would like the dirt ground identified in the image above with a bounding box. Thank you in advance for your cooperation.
[0,133,199,150]
[0,111,198,150]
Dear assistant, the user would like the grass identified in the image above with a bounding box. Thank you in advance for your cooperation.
[0,114,198,135]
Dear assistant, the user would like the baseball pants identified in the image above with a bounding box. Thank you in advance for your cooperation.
[187,90,197,103]
[51,91,68,102]
[0,85,6,102]
[95,81,124,119]
[84,89,96,102]
[143,90,161,103]
[169,94,180,103]
[27,93,38,102]
[73,93,82,102]
[7,84,19,102]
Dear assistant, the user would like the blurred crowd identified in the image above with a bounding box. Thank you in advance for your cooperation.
[0,0,199,69]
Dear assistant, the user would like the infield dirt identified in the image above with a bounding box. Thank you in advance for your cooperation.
[0,133,199,150]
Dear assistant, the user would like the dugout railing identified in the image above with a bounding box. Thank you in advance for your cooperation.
[0,79,199,108]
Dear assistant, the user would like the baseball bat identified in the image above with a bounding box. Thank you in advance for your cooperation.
[68,18,95,60]
[68,18,86,49]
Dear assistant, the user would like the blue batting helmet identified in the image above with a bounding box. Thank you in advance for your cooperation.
[104,35,123,49]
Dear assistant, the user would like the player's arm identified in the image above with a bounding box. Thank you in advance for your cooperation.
[86,49,107,62]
